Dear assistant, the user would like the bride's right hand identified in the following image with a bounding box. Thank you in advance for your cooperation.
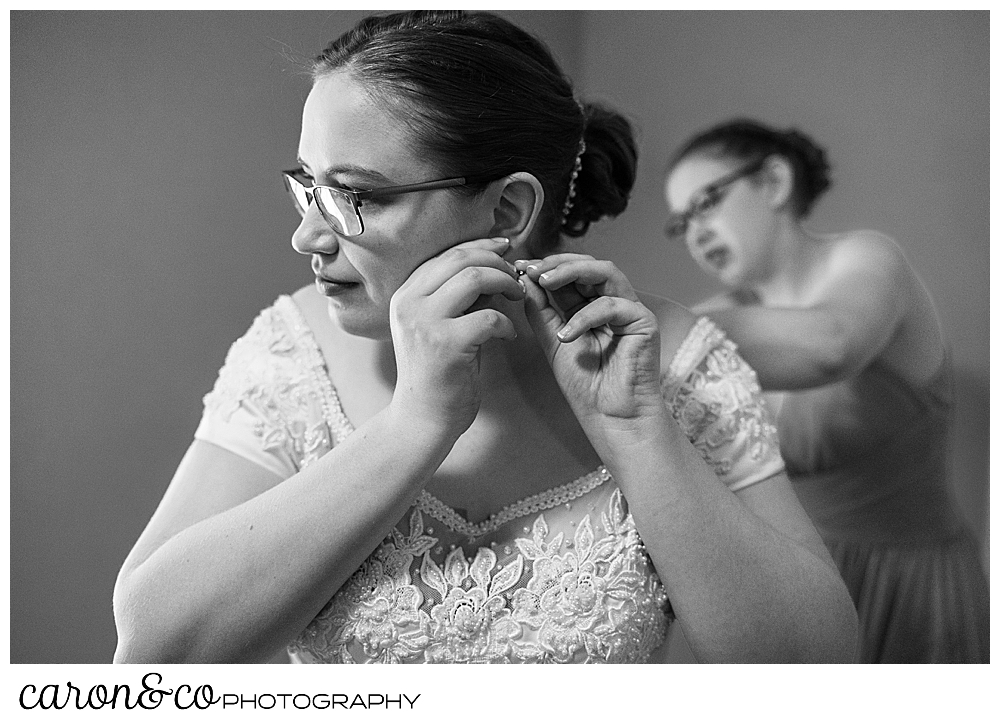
[387,236,524,440]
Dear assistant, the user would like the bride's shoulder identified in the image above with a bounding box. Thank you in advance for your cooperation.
[637,292,699,364]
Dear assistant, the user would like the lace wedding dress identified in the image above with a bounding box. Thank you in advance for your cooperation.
[194,296,784,663]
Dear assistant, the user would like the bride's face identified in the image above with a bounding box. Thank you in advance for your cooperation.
[290,71,494,338]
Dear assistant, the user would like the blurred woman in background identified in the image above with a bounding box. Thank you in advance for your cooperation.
[664,118,989,663]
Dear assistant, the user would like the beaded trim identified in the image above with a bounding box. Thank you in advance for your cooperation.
[665,316,726,385]
[275,295,354,446]
[415,466,612,540]
[561,138,586,220]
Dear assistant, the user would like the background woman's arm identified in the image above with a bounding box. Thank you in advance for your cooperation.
[699,232,912,390]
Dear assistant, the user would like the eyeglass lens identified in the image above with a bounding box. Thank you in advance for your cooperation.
[666,168,747,242]
[284,175,364,237]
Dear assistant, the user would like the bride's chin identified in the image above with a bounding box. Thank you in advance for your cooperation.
[325,298,391,340]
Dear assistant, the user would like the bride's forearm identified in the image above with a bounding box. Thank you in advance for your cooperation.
[113,407,455,664]
[595,412,856,663]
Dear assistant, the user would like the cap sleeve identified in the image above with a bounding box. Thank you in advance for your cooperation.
[193,295,342,479]
[660,317,784,491]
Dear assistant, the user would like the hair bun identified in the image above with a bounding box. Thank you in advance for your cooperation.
[562,103,637,237]
[783,128,831,211]
[670,118,832,218]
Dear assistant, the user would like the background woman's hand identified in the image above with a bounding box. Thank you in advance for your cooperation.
[389,236,524,440]
[517,254,664,430]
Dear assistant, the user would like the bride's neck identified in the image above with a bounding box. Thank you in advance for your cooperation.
[478,304,559,408]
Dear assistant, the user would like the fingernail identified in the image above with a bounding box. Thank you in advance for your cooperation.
[517,277,525,293]
[494,237,510,245]
[513,259,530,270]
[539,271,551,281]
[556,325,569,340]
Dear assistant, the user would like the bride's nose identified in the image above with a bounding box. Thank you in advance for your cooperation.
[291,205,340,256]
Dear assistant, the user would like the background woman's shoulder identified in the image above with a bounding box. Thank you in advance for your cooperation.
[810,230,913,299]
[826,229,908,268]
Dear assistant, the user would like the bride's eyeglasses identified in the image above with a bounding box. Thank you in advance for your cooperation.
[664,157,766,243]
[282,168,499,237]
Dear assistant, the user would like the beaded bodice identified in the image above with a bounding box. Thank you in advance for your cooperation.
[195,296,783,663]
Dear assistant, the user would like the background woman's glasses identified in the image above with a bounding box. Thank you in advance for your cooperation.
[664,157,766,242]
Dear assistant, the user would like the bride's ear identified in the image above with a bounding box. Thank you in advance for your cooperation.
[487,172,544,253]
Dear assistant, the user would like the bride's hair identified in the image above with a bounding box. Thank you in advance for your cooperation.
[313,10,637,250]
[669,118,832,218]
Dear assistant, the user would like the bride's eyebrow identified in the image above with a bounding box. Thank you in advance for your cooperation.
[296,159,393,187]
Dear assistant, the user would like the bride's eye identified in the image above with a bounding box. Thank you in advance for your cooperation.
[359,195,387,207]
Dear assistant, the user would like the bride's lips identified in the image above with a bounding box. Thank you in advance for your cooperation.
[315,275,359,296]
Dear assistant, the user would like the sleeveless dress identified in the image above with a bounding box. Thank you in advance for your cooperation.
[777,356,989,663]
[194,297,784,663]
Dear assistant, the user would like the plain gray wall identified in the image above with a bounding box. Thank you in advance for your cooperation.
[10,11,987,664]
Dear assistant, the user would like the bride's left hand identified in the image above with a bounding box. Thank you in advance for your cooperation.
[516,254,664,427]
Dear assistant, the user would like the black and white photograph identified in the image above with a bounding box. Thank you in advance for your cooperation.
[8,6,990,714]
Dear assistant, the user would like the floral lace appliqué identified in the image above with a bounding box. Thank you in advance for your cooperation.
[420,547,525,663]
[664,318,783,487]
[200,301,339,474]
[289,488,669,664]
[510,490,669,663]
[289,509,437,664]
[201,301,779,662]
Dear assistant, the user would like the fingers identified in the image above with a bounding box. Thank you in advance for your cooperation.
[520,270,569,355]
[452,307,518,345]
[515,255,656,346]
[434,266,525,317]
[391,236,525,356]
[402,237,517,297]
[554,295,658,343]
[515,256,594,325]
[449,236,512,254]
[515,255,640,303]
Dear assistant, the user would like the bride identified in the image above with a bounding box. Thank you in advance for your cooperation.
[112,11,856,664]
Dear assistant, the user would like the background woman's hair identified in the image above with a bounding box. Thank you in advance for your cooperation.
[313,10,637,250]
[669,118,832,217]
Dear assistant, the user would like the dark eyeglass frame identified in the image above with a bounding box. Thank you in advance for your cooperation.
[282,168,500,237]
[664,157,767,242]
